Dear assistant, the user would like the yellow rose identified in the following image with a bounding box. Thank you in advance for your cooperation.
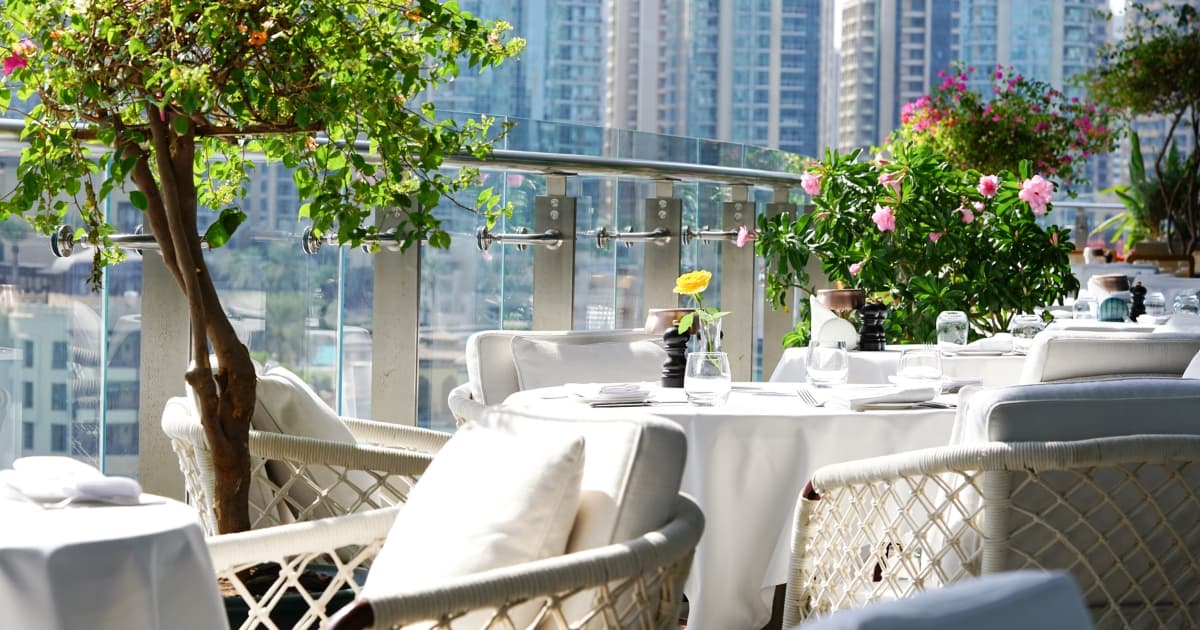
[674,270,712,296]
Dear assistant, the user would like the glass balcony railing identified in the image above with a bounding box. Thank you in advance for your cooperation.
[0,115,1127,485]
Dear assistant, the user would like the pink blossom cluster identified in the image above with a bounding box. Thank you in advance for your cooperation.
[3,39,35,76]
[1018,175,1054,216]
[871,205,896,232]
[800,172,821,196]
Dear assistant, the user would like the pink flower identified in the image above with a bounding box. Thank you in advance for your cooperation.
[801,172,821,196]
[878,171,903,197]
[929,232,942,243]
[956,205,975,224]
[849,261,863,276]
[735,225,755,248]
[2,52,25,76]
[871,205,896,232]
[814,212,830,219]
[506,174,525,187]
[1050,232,1059,246]
[1019,175,1054,216]
[977,174,1000,198]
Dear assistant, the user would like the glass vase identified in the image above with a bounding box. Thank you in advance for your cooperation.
[696,317,723,353]
[684,351,731,406]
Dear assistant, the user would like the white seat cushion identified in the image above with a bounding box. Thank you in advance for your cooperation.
[511,336,666,391]
[794,571,1092,630]
[1185,350,1200,379]
[363,423,585,626]
[465,329,660,404]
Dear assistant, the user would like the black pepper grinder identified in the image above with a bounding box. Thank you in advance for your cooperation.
[1129,281,1147,322]
[859,302,888,351]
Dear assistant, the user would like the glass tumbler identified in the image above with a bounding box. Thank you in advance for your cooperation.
[1073,296,1097,319]
[1145,291,1167,317]
[896,346,944,392]
[684,352,732,406]
[935,311,968,352]
[1009,314,1045,354]
[806,340,849,388]
[1174,294,1200,315]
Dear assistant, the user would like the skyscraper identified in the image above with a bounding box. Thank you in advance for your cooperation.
[430,1,825,157]
[837,0,960,151]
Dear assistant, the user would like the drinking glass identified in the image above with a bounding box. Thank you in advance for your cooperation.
[1174,294,1200,315]
[1009,314,1045,354]
[1072,296,1097,319]
[935,310,968,352]
[1145,291,1167,317]
[896,346,943,392]
[684,352,732,406]
[807,340,848,388]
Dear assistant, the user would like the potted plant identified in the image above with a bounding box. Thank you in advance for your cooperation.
[1086,2,1200,254]
[757,142,1078,346]
[0,0,523,534]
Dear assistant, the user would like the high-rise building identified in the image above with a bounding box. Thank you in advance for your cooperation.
[430,1,824,157]
[837,0,960,151]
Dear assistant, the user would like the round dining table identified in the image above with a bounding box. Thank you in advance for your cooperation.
[0,494,226,630]
[505,382,958,630]
[769,346,1028,388]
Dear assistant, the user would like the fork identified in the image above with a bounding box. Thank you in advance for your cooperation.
[796,385,826,407]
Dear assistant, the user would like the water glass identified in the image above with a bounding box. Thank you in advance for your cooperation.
[896,346,943,392]
[1174,294,1200,315]
[935,310,968,352]
[1072,296,1097,319]
[1145,291,1167,317]
[807,340,848,388]
[684,352,732,406]
[1009,314,1045,354]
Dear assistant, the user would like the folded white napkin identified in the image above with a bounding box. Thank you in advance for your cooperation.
[1,456,142,506]
[958,333,1013,353]
[565,382,652,403]
[828,384,937,410]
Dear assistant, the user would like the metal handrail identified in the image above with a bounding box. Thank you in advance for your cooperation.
[300,227,412,255]
[49,224,211,258]
[682,226,740,245]
[592,226,673,248]
[475,226,564,252]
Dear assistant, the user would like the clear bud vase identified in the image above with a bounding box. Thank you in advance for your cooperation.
[696,318,722,353]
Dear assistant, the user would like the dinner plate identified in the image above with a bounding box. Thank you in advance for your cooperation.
[948,349,1007,356]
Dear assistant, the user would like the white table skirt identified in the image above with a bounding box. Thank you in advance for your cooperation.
[0,495,226,630]
[769,346,1027,388]
[505,384,956,630]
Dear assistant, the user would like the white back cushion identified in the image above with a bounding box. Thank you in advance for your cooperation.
[1018,330,1200,384]
[465,329,660,404]
[511,337,667,392]
[363,423,584,626]
[952,378,1200,444]
[480,406,686,552]
[1185,350,1200,379]
[253,367,372,520]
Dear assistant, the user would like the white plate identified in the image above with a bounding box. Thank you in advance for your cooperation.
[948,350,1007,356]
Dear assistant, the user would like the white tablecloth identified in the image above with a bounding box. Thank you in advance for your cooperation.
[0,495,226,630]
[505,384,956,630]
[769,346,1026,388]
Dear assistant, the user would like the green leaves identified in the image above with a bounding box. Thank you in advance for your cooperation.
[202,208,247,249]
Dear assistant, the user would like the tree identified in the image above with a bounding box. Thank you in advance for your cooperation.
[1086,2,1200,253]
[0,0,523,533]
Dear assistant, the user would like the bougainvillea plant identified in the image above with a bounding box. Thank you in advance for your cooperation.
[756,142,1078,346]
[1086,2,1200,254]
[897,63,1118,192]
[0,0,523,533]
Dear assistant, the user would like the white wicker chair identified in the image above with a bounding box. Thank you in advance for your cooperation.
[783,435,1200,629]
[1018,329,1200,384]
[208,494,703,630]
[448,329,662,426]
[162,396,449,534]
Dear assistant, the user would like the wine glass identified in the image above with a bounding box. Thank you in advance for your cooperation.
[806,340,848,388]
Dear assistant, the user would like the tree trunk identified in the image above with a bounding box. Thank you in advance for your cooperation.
[127,109,259,534]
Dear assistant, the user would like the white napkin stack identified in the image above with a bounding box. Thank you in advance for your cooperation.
[566,382,652,404]
[0,456,143,506]
[828,384,937,410]
[957,333,1014,354]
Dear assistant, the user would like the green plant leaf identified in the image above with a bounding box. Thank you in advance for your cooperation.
[203,208,247,249]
